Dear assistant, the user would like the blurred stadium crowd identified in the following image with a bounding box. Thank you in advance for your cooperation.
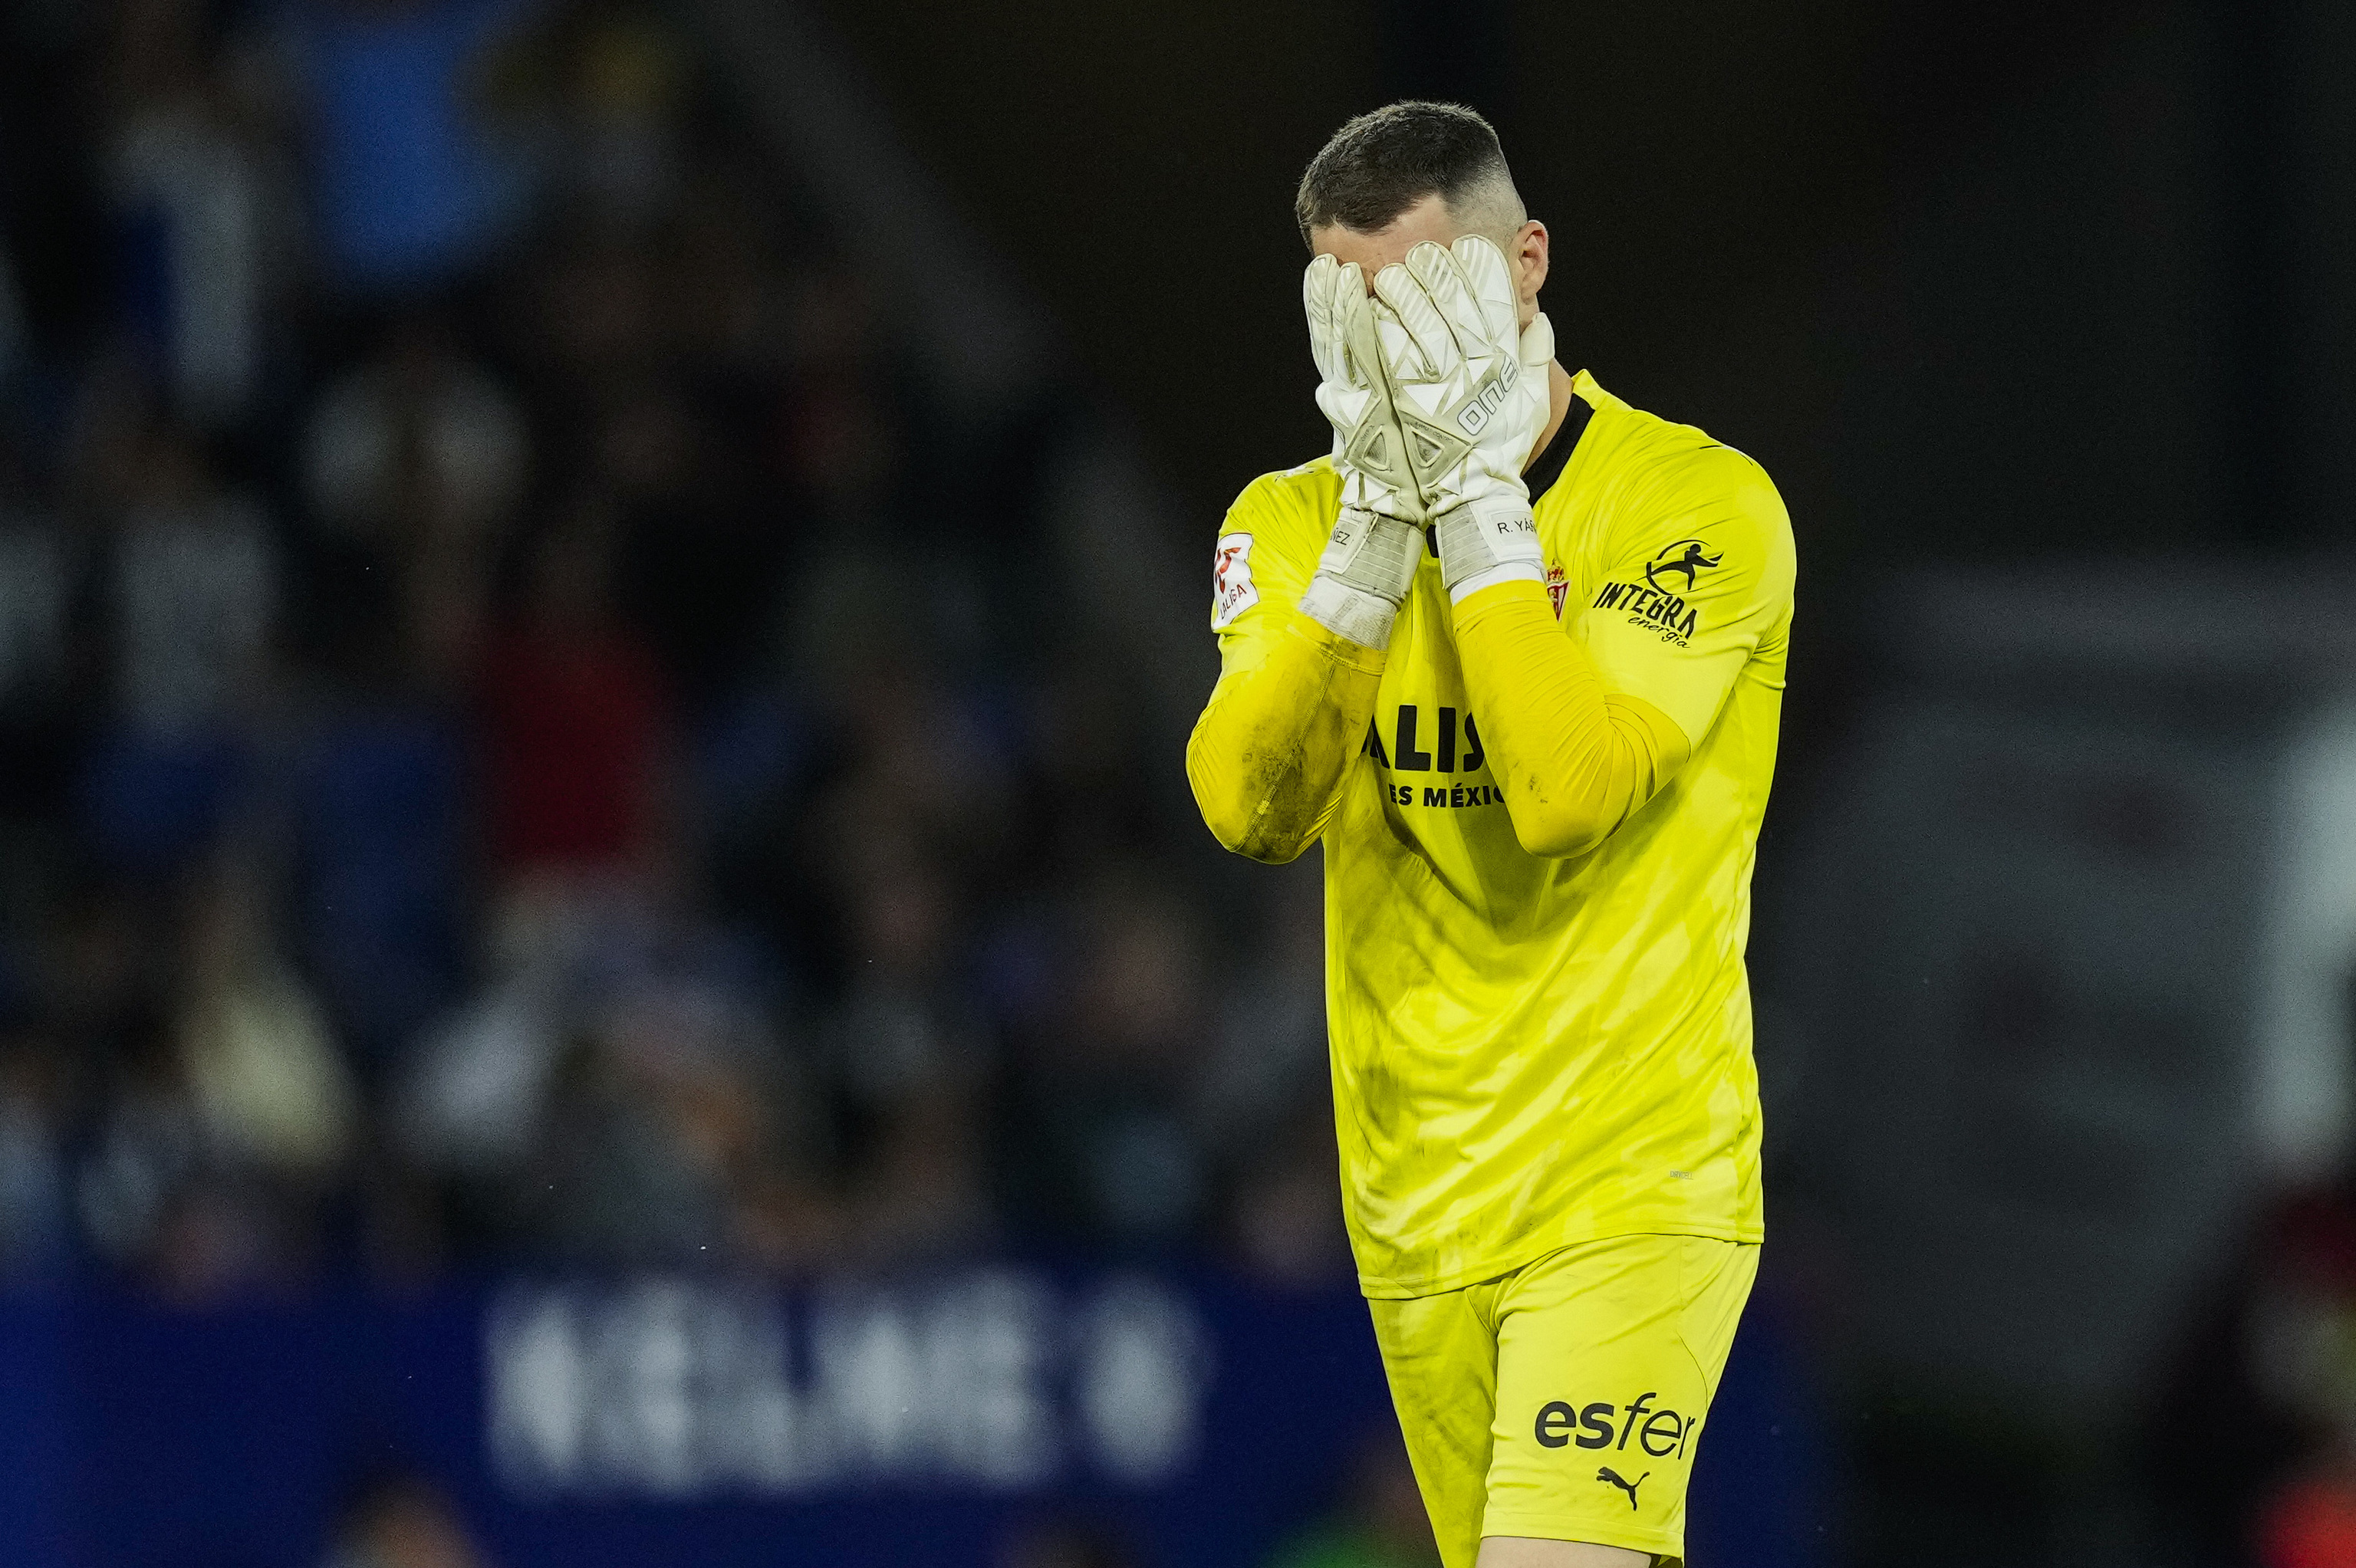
[0,0,1350,1309]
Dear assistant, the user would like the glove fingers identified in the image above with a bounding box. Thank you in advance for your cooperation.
[1406,240,1494,360]
[1305,255,1360,386]
[1341,284,1391,396]
[1328,263,1382,388]
[1303,255,1341,383]
[1338,264,1380,388]
[1370,297,1426,396]
[1450,234,1522,348]
[1371,260,1454,377]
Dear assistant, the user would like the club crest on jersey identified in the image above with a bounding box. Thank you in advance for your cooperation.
[1211,531,1259,629]
[1545,561,1569,620]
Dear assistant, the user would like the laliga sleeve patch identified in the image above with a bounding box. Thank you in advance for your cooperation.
[1211,531,1260,629]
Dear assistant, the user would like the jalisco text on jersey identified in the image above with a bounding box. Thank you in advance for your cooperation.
[1362,705,1502,809]
[1382,781,1505,809]
[1361,703,1486,773]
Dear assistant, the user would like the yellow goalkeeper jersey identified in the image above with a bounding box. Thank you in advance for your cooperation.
[1206,371,1794,1297]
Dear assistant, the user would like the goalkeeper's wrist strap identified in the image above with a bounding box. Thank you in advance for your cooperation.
[1299,575,1400,649]
[1298,508,1423,648]
[1434,496,1545,603]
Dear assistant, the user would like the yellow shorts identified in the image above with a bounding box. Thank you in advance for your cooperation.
[1368,1233,1759,1566]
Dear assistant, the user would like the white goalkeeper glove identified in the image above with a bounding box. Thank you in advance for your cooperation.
[1298,253,1427,648]
[1369,235,1555,602]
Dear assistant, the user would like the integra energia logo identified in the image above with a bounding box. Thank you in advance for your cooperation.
[1584,538,1725,646]
[1642,539,1722,593]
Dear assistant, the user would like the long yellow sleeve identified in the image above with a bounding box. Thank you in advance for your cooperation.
[1186,613,1386,863]
[1451,580,1690,859]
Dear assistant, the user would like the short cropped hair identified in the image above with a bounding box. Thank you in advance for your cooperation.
[1295,100,1522,249]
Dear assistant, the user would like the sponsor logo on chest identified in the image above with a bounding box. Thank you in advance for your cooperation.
[1361,703,1502,811]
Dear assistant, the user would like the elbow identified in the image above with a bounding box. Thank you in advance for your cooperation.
[1497,735,1667,860]
[1199,798,1317,863]
[1227,820,1318,864]
[1505,794,1612,861]
[1196,786,1318,863]
[1187,749,1318,865]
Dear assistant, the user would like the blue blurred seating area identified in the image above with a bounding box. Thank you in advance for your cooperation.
[0,0,1333,1318]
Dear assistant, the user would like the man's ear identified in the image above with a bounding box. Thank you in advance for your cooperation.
[1512,219,1549,323]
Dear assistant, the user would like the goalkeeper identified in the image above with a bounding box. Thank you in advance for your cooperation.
[1187,103,1794,1568]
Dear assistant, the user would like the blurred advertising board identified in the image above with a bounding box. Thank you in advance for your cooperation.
[0,1265,1819,1566]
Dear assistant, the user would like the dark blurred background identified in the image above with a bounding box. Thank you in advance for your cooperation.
[0,0,2351,1565]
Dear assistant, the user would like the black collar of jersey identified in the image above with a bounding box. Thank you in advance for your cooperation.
[1523,380,1593,503]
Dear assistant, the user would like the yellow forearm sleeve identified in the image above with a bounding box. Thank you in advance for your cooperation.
[1186,613,1387,863]
[1452,580,1690,858]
